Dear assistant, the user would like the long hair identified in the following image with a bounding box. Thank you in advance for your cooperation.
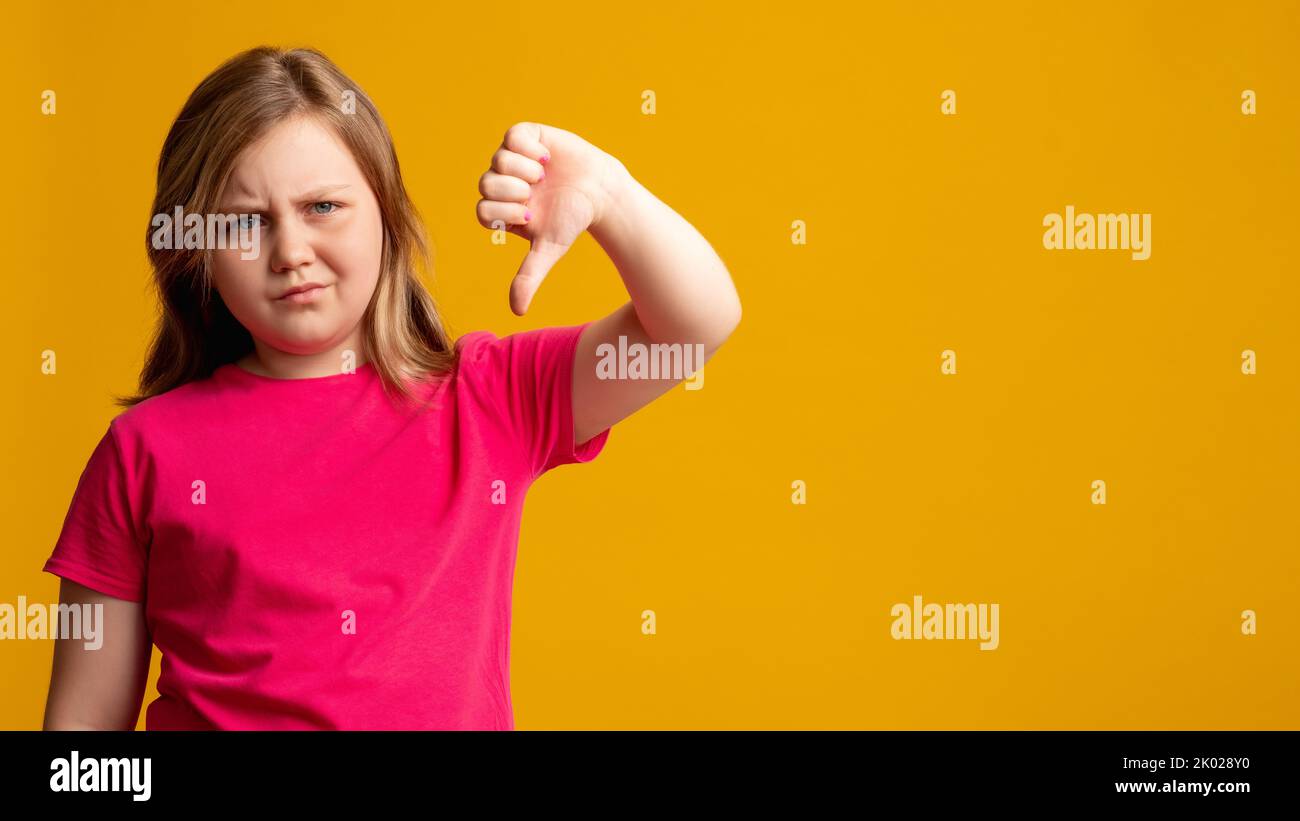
[117,46,454,407]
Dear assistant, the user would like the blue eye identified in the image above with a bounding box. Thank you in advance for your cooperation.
[311,202,340,215]
[239,214,262,230]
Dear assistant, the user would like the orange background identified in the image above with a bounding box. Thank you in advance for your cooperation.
[2,0,1296,728]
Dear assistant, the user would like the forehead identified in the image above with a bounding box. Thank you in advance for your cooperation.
[225,115,363,194]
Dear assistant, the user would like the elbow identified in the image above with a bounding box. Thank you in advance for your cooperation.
[698,301,740,358]
[44,715,136,731]
[713,293,741,348]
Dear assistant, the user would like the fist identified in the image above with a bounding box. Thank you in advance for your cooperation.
[476,122,627,315]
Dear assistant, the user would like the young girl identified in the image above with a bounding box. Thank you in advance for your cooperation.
[42,46,740,730]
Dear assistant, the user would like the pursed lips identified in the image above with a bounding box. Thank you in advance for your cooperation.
[277,283,328,300]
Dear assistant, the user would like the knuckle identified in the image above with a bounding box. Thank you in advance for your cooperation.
[504,122,534,151]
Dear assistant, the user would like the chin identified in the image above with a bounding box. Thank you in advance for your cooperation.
[271,332,346,355]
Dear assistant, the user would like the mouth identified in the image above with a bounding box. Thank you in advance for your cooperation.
[276,283,330,304]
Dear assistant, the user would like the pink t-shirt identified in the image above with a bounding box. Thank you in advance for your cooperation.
[43,322,610,730]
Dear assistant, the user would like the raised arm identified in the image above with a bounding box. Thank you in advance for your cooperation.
[475,122,742,444]
[572,163,741,442]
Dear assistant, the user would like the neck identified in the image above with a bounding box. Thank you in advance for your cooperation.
[238,338,369,379]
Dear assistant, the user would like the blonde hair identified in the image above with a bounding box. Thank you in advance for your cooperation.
[119,46,454,407]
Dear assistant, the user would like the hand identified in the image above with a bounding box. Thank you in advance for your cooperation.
[475,122,628,315]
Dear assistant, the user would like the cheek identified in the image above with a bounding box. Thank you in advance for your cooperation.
[320,210,384,291]
[210,255,264,310]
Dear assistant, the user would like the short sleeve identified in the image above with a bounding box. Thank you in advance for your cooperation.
[43,421,149,602]
[455,322,612,480]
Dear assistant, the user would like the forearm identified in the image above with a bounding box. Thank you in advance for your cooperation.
[589,163,741,350]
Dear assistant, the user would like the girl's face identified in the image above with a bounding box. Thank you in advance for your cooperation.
[212,115,383,364]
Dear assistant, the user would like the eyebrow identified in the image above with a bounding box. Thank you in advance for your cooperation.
[219,184,352,212]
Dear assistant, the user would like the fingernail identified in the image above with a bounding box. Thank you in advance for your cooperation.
[524,209,532,222]
[540,154,550,164]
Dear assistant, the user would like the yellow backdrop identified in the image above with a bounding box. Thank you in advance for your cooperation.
[2,0,1296,729]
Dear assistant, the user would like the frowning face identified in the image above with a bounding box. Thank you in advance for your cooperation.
[211,114,384,374]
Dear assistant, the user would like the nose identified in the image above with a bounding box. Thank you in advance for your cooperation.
[268,217,316,273]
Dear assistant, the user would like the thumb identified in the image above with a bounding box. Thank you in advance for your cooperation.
[509,240,567,316]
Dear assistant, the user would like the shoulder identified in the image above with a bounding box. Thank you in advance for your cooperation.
[453,324,590,376]
[453,329,504,362]
[452,325,588,411]
[106,371,226,453]
[452,330,507,388]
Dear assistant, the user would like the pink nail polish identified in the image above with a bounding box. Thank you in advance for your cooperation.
[540,154,550,164]
[524,209,532,222]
